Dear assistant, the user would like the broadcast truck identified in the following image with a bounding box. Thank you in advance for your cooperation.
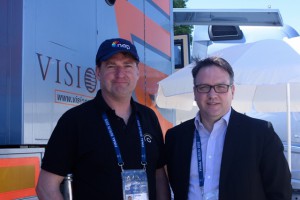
[0,0,175,199]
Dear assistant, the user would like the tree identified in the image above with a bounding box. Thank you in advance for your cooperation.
[173,0,193,42]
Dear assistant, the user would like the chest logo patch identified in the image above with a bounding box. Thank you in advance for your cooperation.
[143,133,152,143]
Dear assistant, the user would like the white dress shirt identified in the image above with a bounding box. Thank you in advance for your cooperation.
[188,109,231,200]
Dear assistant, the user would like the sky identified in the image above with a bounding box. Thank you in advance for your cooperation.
[186,0,300,34]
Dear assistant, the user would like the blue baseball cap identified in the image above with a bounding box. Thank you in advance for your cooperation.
[95,38,139,65]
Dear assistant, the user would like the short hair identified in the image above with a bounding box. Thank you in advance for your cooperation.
[191,56,234,85]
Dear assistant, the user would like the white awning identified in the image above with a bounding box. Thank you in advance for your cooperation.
[173,8,283,26]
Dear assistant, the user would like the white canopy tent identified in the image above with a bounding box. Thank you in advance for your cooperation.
[156,36,300,169]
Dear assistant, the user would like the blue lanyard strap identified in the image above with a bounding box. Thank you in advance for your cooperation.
[102,113,147,171]
[195,129,204,187]
[136,115,147,168]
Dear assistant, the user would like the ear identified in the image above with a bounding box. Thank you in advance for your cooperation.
[136,63,140,76]
[95,66,101,80]
[231,84,235,98]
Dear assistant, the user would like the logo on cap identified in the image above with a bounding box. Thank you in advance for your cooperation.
[112,40,131,50]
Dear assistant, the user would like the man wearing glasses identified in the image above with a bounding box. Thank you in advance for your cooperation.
[165,57,292,200]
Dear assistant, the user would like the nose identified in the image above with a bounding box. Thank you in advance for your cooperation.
[115,66,126,77]
[207,87,217,96]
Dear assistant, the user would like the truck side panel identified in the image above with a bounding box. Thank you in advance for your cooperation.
[0,0,23,144]
[1,0,174,146]
[0,1,173,198]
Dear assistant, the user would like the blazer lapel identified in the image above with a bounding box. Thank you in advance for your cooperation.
[219,110,243,186]
[179,119,196,198]
[182,120,195,173]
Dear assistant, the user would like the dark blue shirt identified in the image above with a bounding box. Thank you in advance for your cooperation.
[42,90,165,200]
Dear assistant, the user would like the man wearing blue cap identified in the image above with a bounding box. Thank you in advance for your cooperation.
[36,38,170,200]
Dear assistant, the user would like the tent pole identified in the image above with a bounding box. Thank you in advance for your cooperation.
[286,83,292,170]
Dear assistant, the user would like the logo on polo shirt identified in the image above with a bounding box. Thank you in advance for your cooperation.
[143,133,152,143]
[112,41,130,50]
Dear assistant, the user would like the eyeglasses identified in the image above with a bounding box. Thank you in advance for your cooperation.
[194,84,232,93]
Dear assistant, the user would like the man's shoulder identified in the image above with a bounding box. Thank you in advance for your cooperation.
[231,110,273,130]
[167,118,195,134]
[60,99,96,120]
[165,119,194,145]
[233,110,269,122]
[134,101,156,117]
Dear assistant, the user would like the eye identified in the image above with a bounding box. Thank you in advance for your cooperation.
[106,64,116,69]
[216,84,227,89]
[198,85,209,90]
[125,64,133,68]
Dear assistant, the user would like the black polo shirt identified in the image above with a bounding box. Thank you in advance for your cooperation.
[42,90,165,200]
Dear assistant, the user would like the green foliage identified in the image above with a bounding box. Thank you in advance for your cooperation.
[174,25,193,36]
[173,0,186,8]
[173,0,193,41]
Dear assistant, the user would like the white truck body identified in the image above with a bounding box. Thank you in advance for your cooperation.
[0,0,173,199]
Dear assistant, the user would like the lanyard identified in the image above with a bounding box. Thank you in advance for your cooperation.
[195,129,204,187]
[102,113,147,171]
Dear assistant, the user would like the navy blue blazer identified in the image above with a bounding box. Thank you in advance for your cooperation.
[165,109,292,200]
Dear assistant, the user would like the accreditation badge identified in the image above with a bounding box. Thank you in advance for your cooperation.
[122,169,149,200]
[203,189,219,200]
